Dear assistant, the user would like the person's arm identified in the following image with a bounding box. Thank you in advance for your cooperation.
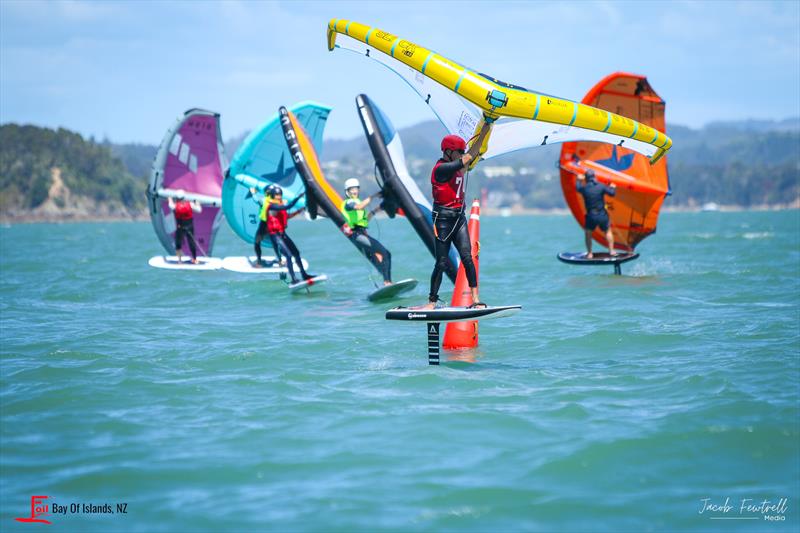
[433,158,466,183]
[354,196,372,210]
[606,183,617,197]
[268,192,305,212]
[287,208,305,220]
[168,197,176,210]
[249,188,263,206]
[344,192,380,210]
[576,175,585,192]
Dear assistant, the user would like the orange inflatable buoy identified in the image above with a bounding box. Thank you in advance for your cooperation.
[443,200,480,348]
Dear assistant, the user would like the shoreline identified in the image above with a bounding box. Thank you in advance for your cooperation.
[1,204,797,224]
[0,213,149,224]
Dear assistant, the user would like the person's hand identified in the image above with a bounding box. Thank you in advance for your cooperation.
[250,187,257,194]
[577,174,586,181]
[610,183,617,188]
[461,153,473,166]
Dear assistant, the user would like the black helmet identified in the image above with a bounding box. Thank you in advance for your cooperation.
[585,169,596,180]
[266,184,283,197]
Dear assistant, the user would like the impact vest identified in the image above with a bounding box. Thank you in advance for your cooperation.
[174,200,193,221]
[341,198,369,229]
[260,198,288,234]
[430,160,465,209]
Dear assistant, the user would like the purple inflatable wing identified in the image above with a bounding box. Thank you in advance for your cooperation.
[147,109,227,256]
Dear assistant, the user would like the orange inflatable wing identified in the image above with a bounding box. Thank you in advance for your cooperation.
[560,73,670,251]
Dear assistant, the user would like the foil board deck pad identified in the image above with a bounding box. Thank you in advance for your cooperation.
[148,256,223,270]
[288,274,328,293]
[385,305,521,323]
[367,279,418,302]
[557,251,639,265]
[222,256,309,275]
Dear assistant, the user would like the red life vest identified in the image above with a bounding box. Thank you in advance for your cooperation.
[174,200,193,221]
[267,209,288,234]
[430,160,465,209]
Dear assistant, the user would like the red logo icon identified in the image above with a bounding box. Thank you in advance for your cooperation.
[15,495,51,525]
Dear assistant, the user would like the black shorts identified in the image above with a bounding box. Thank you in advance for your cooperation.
[585,211,609,232]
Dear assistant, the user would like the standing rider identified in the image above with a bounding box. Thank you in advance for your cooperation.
[341,178,392,286]
[251,184,314,283]
[423,135,483,310]
[168,189,201,264]
[576,168,617,258]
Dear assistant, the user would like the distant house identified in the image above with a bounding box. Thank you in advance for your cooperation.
[482,166,516,179]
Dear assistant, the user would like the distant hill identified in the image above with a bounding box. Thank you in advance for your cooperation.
[0,124,146,220]
[1,117,797,221]
[105,141,157,180]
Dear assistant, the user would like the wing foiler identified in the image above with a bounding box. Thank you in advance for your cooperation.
[222,102,331,245]
[355,93,458,283]
[560,72,670,252]
[278,106,384,277]
[327,20,672,167]
[147,108,226,256]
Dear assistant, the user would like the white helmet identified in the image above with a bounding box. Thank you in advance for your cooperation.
[344,178,360,191]
[175,189,186,200]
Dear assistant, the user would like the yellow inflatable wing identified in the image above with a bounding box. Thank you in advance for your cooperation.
[327,20,672,166]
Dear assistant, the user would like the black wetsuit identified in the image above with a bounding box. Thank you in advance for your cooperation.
[269,232,311,283]
[253,195,310,282]
[577,179,616,231]
[174,219,197,260]
[429,159,477,303]
[343,200,392,283]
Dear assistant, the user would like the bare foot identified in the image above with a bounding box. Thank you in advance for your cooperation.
[252,261,263,269]
[610,251,618,257]
[586,252,594,259]
[191,258,198,264]
[420,302,436,310]
[383,281,393,286]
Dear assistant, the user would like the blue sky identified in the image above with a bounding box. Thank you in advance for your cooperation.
[1,0,798,144]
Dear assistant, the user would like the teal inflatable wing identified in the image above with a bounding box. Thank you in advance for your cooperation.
[223,101,331,244]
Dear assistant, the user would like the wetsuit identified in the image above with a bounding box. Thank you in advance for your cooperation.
[428,158,477,303]
[577,178,616,231]
[342,197,392,283]
[254,195,310,282]
[173,200,197,260]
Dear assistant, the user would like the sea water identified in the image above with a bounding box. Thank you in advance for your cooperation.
[1,210,798,531]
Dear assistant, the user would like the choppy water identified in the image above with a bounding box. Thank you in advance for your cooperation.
[1,210,798,532]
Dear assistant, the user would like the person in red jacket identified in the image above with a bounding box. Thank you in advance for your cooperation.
[422,135,484,310]
[168,190,201,264]
[250,185,313,283]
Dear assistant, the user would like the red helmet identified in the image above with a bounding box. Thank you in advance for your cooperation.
[441,134,466,152]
